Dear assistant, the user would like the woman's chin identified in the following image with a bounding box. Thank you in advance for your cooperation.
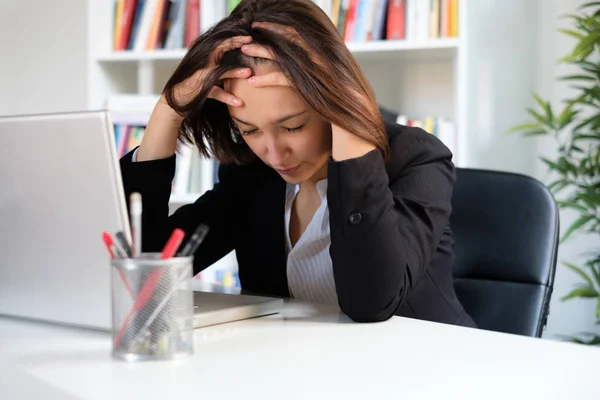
[278,173,307,185]
[275,166,312,184]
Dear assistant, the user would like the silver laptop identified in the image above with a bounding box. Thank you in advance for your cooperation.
[0,110,282,331]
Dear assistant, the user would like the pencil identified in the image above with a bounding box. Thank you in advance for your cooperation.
[130,192,142,258]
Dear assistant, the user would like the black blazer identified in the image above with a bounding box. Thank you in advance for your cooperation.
[120,121,476,327]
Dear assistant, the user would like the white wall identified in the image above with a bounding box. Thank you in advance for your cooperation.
[534,0,600,340]
[462,0,540,174]
[0,0,88,116]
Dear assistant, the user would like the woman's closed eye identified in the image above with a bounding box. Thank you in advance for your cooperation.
[241,128,258,136]
[241,124,305,136]
[284,124,304,133]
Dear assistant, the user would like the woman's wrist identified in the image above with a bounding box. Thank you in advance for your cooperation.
[156,94,185,123]
[136,97,184,162]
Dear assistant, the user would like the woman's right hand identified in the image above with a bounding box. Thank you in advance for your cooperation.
[136,36,253,162]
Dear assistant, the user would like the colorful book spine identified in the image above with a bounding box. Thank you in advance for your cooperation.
[115,0,461,50]
[394,114,457,158]
[113,124,146,157]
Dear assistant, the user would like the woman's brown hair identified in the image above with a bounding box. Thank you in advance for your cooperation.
[163,0,389,164]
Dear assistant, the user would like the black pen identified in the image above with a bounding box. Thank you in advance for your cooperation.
[177,224,210,257]
[115,231,132,258]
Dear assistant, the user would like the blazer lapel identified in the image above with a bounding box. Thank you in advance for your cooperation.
[263,170,289,296]
[242,165,289,297]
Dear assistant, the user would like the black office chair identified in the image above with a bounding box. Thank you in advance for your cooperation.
[450,168,559,337]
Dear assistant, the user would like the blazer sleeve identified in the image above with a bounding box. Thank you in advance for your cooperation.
[119,148,240,275]
[327,127,455,322]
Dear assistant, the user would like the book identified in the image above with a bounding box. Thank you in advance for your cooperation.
[115,0,461,51]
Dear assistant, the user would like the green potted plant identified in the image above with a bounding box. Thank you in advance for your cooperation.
[508,2,600,344]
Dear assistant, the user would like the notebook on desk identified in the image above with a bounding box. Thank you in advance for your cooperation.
[0,110,282,331]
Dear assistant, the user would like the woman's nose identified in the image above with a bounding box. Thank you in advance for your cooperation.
[264,135,290,167]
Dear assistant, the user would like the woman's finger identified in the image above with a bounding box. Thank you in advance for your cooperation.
[241,44,276,60]
[208,86,244,106]
[219,67,253,80]
[248,72,289,88]
[216,35,253,52]
[210,35,253,64]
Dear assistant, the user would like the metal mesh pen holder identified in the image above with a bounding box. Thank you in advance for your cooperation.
[111,253,194,361]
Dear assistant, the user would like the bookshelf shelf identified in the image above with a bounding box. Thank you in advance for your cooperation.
[96,38,461,63]
[97,49,187,62]
[347,37,460,52]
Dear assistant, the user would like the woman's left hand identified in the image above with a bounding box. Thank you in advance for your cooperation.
[240,24,376,161]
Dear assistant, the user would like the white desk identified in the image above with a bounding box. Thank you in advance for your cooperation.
[1,297,599,400]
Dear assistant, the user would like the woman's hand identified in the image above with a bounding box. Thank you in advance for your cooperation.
[172,35,254,107]
[241,26,375,161]
[138,36,254,162]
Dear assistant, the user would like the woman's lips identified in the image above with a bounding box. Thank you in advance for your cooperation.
[275,164,301,175]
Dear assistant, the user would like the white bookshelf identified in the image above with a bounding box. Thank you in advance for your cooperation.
[96,37,461,62]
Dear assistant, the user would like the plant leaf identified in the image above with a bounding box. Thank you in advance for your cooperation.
[561,332,600,345]
[597,296,600,321]
[570,144,585,153]
[540,157,565,174]
[533,93,554,124]
[548,180,570,193]
[580,65,600,78]
[560,156,579,176]
[561,214,594,242]
[506,122,544,134]
[558,28,586,40]
[573,114,600,132]
[527,108,552,127]
[566,33,600,61]
[568,334,600,345]
[580,2,600,10]
[567,91,592,107]
[557,200,588,212]
[573,133,600,142]
[559,74,596,81]
[561,285,599,300]
[579,189,600,210]
[556,105,579,129]
[591,264,600,288]
[564,261,595,287]
[588,256,600,267]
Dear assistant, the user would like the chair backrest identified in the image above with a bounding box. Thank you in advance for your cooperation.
[450,168,559,337]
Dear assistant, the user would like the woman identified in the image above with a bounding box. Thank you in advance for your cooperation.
[121,0,476,327]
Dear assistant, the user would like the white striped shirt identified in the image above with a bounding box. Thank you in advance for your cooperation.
[284,179,339,305]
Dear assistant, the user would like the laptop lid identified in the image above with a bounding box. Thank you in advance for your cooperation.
[0,110,130,330]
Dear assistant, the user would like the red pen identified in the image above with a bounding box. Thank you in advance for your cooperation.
[114,269,162,347]
[160,228,185,259]
[103,232,134,297]
[102,232,115,259]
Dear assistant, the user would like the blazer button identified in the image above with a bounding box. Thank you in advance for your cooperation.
[348,212,363,225]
